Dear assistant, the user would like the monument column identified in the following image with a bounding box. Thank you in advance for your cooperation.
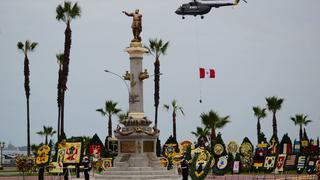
[125,44,148,119]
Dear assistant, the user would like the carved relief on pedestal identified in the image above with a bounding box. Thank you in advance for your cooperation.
[120,141,136,153]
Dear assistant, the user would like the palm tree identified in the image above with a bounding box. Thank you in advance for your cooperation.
[266,96,284,138]
[191,126,210,139]
[200,110,230,147]
[290,114,312,141]
[191,126,210,146]
[36,126,56,145]
[146,38,169,129]
[56,1,81,135]
[56,53,64,139]
[96,100,121,138]
[163,99,184,140]
[117,111,128,124]
[17,40,38,156]
[253,106,267,143]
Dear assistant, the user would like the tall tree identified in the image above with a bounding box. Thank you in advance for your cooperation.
[56,53,64,139]
[146,38,169,129]
[56,1,81,135]
[36,126,56,145]
[17,40,38,156]
[200,110,230,147]
[252,106,267,143]
[163,99,184,140]
[266,96,284,138]
[290,114,312,141]
[96,100,121,138]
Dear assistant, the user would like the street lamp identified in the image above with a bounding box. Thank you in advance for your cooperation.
[0,142,5,170]
[104,69,131,101]
[104,69,163,97]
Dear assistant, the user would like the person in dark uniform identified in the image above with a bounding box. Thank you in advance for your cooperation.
[181,157,189,180]
[38,166,44,180]
[82,156,91,180]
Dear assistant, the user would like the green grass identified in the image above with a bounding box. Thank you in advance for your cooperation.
[0,167,35,176]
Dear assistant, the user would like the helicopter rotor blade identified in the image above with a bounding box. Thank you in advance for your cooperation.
[242,0,247,3]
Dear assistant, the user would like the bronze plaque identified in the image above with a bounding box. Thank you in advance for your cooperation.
[143,141,154,152]
[120,141,136,153]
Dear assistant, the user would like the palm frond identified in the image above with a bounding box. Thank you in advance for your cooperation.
[25,40,30,50]
[163,104,169,111]
[161,41,169,55]
[70,2,81,19]
[56,53,64,64]
[17,42,24,50]
[64,1,71,13]
[56,5,66,22]
[30,42,38,51]
[304,120,312,125]
[36,131,45,136]
[178,107,185,116]
[96,108,106,116]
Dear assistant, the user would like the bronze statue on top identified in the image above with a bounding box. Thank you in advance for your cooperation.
[122,9,142,42]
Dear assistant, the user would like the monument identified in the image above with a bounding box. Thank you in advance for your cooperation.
[95,10,179,179]
[111,9,160,169]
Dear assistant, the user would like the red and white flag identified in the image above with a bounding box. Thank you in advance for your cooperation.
[199,68,215,79]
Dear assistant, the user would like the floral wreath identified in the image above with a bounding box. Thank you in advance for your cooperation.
[36,145,51,165]
[190,149,213,180]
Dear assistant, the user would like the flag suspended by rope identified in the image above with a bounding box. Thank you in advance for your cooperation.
[199,67,215,103]
[199,68,215,79]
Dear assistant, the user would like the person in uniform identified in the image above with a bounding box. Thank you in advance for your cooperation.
[82,156,91,180]
[181,157,189,180]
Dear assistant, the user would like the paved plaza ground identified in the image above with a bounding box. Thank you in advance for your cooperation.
[0,174,318,180]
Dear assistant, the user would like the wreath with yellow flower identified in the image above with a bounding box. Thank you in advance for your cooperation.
[190,149,213,180]
[36,145,51,166]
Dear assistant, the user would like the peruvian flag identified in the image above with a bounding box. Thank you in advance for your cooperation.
[199,68,215,78]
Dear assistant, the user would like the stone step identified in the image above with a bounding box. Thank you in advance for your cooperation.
[127,167,153,171]
[94,174,181,180]
[104,170,174,175]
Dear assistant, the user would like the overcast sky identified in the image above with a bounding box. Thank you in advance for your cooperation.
[1,0,319,147]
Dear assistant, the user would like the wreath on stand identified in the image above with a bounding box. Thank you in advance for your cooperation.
[190,150,213,180]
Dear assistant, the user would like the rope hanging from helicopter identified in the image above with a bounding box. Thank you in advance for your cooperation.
[192,17,204,104]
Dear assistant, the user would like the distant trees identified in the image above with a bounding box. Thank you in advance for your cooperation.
[290,114,312,141]
[200,110,230,147]
[253,106,267,143]
[163,99,184,140]
[36,126,56,144]
[266,96,284,138]
[96,100,121,138]
[17,40,38,156]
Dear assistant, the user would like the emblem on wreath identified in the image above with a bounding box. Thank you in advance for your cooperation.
[227,141,238,154]
[240,142,252,156]
[214,144,224,155]
[217,155,228,170]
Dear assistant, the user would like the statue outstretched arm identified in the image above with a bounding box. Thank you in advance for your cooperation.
[122,11,133,16]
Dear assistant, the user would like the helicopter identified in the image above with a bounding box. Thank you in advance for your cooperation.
[175,0,247,19]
